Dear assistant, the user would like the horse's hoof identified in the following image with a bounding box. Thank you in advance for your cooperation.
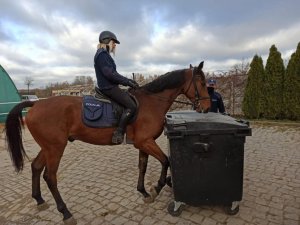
[37,202,49,211]
[150,186,158,200]
[143,196,154,204]
[64,216,77,225]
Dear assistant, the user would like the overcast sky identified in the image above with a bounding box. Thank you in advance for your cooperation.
[1,0,300,89]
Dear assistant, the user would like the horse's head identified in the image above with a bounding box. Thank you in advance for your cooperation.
[183,61,211,113]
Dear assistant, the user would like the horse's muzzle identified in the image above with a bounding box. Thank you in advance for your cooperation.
[195,107,210,113]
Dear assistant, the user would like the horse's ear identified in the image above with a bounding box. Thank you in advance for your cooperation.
[198,61,204,70]
[190,64,193,69]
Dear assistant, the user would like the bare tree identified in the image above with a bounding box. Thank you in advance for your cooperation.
[72,76,94,85]
[86,76,94,85]
[24,76,34,94]
[206,60,250,115]
[228,61,249,115]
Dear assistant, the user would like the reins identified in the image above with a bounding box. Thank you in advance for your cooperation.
[137,89,194,106]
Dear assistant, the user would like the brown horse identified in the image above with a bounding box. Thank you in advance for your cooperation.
[5,62,210,224]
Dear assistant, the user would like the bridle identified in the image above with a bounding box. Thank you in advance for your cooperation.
[184,68,210,110]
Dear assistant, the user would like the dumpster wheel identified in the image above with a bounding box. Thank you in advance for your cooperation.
[224,202,239,215]
[167,201,185,216]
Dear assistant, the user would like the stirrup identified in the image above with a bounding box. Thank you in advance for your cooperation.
[112,129,124,144]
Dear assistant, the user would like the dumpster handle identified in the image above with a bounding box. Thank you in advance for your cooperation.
[165,131,185,139]
[193,142,210,153]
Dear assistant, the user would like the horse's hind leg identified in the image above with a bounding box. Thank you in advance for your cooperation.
[31,151,48,209]
[137,151,151,200]
[43,148,76,224]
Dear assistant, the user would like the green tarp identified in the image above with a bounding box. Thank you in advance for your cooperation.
[0,65,21,123]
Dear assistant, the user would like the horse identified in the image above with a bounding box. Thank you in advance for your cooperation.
[5,62,210,224]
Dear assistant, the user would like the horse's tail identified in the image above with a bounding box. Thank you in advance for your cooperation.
[5,101,35,172]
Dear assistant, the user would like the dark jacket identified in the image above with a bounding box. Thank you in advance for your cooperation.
[208,88,225,113]
[94,48,130,90]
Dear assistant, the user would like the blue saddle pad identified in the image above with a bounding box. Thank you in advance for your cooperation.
[82,95,119,128]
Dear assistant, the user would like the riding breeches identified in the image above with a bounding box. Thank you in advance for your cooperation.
[101,86,136,116]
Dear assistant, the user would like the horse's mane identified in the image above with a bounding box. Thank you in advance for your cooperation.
[141,69,186,93]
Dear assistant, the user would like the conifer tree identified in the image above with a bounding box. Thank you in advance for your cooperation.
[242,55,264,118]
[263,45,285,119]
[284,42,300,120]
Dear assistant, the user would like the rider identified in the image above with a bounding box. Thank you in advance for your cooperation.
[207,79,225,113]
[94,30,139,144]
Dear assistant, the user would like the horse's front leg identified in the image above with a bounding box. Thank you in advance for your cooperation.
[150,154,169,200]
[136,139,169,202]
[137,151,151,202]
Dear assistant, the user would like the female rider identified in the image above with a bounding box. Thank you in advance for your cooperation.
[94,31,139,144]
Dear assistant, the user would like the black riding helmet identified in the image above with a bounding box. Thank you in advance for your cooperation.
[99,31,120,44]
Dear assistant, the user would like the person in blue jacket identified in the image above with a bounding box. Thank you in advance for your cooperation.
[94,31,139,144]
[207,79,225,113]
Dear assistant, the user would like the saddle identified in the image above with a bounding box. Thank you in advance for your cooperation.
[82,88,138,128]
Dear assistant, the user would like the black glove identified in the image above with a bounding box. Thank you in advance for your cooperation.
[128,79,139,89]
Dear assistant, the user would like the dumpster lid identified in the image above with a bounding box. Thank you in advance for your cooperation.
[165,110,251,136]
[166,111,247,126]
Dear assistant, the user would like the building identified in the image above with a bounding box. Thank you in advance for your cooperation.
[51,85,94,96]
[0,65,22,123]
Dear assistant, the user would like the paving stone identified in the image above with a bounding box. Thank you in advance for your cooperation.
[188,213,204,223]
[283,219,300,225]
[211,212,228,223]
[140,215,158,225]
[226,217,247,225]
[201,217,218,225]
[284,206,300,214]
[0,123,299,225]
[130,213,144,223]
[284,213,299,220]
[90,217,106,225]
[123,221,139,225]
[111,215,129,225]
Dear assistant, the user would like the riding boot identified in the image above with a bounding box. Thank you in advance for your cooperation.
[112,109,132,144]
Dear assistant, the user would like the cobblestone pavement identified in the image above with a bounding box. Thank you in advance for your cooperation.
[0,122,299,225]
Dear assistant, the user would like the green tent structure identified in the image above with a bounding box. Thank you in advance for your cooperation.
[0,64,21,123]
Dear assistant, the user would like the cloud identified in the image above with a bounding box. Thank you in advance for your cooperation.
[1,0,300,89]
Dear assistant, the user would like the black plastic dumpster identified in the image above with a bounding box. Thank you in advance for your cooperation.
[164,111,251,216]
